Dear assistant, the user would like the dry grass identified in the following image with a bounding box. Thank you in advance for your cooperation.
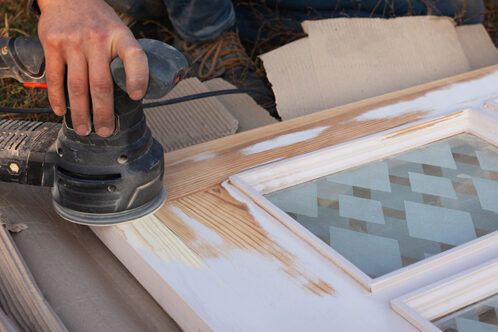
[0,0,55,121]
[484,0,497,46]
[0,0,497,122]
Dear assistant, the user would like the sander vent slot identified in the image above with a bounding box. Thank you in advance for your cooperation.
[57,167,121,182]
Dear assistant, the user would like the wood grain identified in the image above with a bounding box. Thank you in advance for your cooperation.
[160,185,335,296]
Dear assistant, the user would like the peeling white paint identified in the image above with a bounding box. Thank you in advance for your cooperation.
[485,97,498,113]
[240,126,329,155]
[169,152,217,166]
[355,71,498,121]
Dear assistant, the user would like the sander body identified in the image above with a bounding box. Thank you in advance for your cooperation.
[0,36,187,225]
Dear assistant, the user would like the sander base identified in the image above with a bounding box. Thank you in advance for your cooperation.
[53,187,167,226]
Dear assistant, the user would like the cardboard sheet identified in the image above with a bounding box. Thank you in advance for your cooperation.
[260,38,323,120]
[0,307,20,332]
[145,77,238,152]
[261,17,498,120]
[456,24,498,70]
[0,218,67,332]
[204,78,278,132]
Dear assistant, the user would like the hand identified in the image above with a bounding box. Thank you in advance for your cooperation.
[37,0,149,137]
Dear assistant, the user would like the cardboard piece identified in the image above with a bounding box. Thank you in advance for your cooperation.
[261,17,487,120]
[260,38,323,120]
[204,78,278,132]
[456,24,498,70]
[0,307,20,332]
[0,217,67,332]
[0,183,181,332]
[144,77,238,152]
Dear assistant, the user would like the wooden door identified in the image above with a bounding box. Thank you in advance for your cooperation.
[93,65,498,332]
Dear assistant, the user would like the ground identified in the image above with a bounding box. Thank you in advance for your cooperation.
[0,0,497,121]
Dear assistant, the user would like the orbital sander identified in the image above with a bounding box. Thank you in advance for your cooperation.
[0,36,187,226]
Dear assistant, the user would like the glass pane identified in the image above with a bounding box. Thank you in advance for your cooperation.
[432,293,498,332]
[264,134,498,278]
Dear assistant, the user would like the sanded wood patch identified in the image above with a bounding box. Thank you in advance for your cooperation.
[157,186,335,296]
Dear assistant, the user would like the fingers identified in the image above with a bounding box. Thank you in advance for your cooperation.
[44,46,67,117]
[42,26,146,137]
[66,51,91,136]
[88,49,115,137]
[115,33,149,101]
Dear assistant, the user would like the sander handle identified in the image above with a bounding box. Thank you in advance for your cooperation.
[0,37,46,84]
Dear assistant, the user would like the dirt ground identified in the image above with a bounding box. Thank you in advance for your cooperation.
[0,0,497,121]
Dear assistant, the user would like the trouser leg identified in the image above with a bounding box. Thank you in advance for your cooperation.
[234,0,485,40]
[163,0,236,42]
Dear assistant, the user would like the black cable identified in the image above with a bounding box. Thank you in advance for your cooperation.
[143,88,252,108]
[0,88,258,114]
[0,107,52,114]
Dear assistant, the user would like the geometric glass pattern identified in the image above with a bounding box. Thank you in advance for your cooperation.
[265,134,498,278]
[432,293,498,332]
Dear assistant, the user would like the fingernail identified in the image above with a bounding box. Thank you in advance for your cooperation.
[76,125,90,136]
[97,127,113,137]
[53,106,65,116]
[129,89,144,100]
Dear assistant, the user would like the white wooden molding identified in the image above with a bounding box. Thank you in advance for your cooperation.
[391,259,498,332]
[234,109,496,194]
[231,109,498,292]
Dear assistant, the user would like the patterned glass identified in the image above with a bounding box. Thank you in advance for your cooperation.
[432,293,498,332]
[264,134,498,278]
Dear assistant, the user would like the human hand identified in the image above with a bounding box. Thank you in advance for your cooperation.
[37,0,149,137]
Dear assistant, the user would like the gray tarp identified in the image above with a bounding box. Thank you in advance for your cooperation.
[0,182,181,332]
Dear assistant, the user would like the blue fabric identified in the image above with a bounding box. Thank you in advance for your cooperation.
[155,0,484,42]
[233,0,485,40]
[162,0,235,42]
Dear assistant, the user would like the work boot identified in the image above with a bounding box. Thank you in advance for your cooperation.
[173,30,277,117]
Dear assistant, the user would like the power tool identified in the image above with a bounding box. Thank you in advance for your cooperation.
[0,36,187,226]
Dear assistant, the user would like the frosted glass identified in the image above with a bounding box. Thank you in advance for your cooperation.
[265,134,498,278]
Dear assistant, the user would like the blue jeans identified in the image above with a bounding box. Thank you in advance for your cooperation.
[113,0,484,42]
[163,0,236,42]
[233,0,485,40]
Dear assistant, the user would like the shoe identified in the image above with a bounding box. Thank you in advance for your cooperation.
[173,30,277,117]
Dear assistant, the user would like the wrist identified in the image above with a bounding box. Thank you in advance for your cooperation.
[38,0,107,12]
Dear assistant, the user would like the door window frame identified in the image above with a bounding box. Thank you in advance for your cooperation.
[230,109,498,292]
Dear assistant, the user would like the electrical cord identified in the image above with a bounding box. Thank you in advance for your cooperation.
[0,88,266,114]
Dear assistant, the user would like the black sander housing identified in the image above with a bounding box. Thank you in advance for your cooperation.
[0,37,188,225]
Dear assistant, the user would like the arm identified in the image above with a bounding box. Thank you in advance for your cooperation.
[37,0,149,137]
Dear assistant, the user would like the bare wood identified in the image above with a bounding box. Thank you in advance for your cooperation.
[164,65,498,202]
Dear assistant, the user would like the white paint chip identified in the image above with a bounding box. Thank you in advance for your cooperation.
[355,71,498,121]
[240,126,329,155]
